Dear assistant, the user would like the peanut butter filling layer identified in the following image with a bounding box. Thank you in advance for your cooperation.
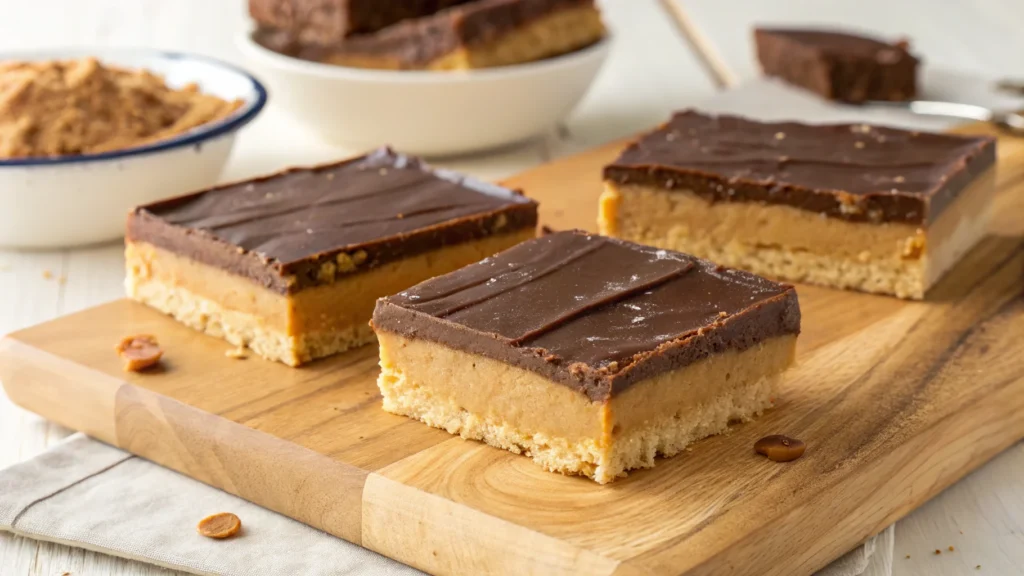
[376,331,796,483]
[599,168,995,299]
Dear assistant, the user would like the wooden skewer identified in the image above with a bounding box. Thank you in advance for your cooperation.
[656,0,739,89]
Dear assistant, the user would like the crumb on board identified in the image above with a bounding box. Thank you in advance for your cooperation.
[935,549,942,555]
[905,554,910,559]
[42,269,53,279]
[949,545,955,552]
[224,346,249,359]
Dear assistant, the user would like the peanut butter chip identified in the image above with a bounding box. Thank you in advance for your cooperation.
[901,235,927,260]
[197,512,241,539]
[115,335,162,372]
[754,435,806,462]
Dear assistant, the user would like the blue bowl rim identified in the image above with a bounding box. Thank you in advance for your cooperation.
[0,49,268,168]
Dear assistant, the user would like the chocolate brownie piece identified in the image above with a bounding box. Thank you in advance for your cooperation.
[755,27,919,103]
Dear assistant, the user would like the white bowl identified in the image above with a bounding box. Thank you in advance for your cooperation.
[0,48,267,249]
[237,31,611,156]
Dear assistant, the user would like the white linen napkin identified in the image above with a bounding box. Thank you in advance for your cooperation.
[0,434,892,576]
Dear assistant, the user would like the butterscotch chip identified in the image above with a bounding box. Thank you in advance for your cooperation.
[115,334,162,372]
[197,512,241,539]
[754,435,806,462]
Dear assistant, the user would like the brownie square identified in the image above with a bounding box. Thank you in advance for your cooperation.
[755,27,919,102]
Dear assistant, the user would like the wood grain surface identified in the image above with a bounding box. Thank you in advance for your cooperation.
[2,121,1022,576]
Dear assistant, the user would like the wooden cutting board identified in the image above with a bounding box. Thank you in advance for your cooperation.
[2,122,1023,576]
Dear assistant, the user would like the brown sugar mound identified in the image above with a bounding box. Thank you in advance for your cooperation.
[0,57,242,159]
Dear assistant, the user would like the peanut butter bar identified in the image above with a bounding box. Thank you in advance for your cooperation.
[256,0,605,71]
[372,231,800,483]
[600,111,997,299]
[126,148,537,366]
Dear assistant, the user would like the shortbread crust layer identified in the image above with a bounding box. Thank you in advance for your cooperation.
[377,331,796,483]
[599,169,996,299]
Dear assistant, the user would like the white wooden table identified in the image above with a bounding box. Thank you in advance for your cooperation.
[1,1,1022,574]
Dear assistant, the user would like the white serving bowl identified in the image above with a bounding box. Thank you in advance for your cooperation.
[237,31,611,156]
[0,48,267,249]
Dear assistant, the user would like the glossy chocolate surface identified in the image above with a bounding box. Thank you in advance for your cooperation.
[127,148,537,294]
[373,231,800,401]
[604,111,996,225]
[757,28,911,58]
[248,0,473,44]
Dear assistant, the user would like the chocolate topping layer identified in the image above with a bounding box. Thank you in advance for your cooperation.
[256,0,599,69]
[604,110,996,225]
[127,148,537,294]
[758,28,915,60]
[373,231,800,402]
[248,0,474,44]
